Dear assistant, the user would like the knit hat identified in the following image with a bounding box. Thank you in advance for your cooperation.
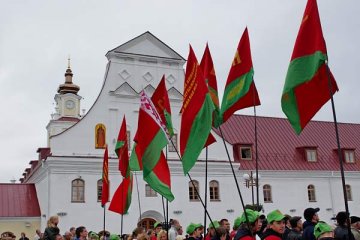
[267,209,285,223]
[186,223,202,235]
[240,209,261,224]
[208,221,220,229]
[314,221,333,239]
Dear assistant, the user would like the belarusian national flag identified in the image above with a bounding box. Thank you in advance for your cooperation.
[115,116,129,177]
[134,90,174,201]
[108,172,133,214]
[200,44,221,128]
[151,75,174,136]
[101,146,109,206]
[180,45,214,174]
[281,0,338,134]
[220,28,260,124]
[144,152,174,201]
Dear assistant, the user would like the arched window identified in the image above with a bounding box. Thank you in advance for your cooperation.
[72,178,85,202]
[346,185,352,201]
[189,180,199,201]
[308,184,316,202]
[263,184,272,203]
[95,124,106,149]
[209,180,220,201]
[97,179,103,202]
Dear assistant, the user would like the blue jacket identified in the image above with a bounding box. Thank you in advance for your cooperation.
[302,221,316,240]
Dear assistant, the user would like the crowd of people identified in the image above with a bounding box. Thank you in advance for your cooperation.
[27,208,360,240]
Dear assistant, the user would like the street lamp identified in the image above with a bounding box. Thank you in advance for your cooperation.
[243,171,261,206]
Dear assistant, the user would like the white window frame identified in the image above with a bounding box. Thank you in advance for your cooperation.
[305,149,317,162]
[344,150,355,163]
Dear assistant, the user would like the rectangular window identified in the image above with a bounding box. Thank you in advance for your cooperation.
[145,184,157,197]
[344,150,355,163]
[168,134,177,152]
[240,146,252,160]
[305,149,317,162]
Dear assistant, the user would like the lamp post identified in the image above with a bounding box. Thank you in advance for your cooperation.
[243,171,260,206]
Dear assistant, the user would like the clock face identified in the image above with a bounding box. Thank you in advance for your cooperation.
[65,100,75,109]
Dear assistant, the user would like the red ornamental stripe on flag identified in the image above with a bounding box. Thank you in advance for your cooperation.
[108,173,133,215]
[101,146,109,206]
[220,27,260,125]
[134,91,169,175]
[281,0,338,134]
[115,116,129,177]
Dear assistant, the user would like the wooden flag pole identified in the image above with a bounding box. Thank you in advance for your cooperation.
[134,171,142,221]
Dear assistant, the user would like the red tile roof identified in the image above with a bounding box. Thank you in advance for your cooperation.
[215,115,360,171]
[0,184,41,217]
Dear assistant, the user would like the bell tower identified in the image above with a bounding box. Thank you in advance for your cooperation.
[46,58,82,145]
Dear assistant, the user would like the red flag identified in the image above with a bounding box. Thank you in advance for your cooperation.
[281,0,338,134]
[200,43,221,128]
[220,28,260,124]
[151,75,174,136]
[115,116,129,177]
[108,173,133,214]
[180,45,214,174]
[101,146,109,206]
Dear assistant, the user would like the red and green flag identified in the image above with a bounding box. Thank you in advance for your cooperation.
[220,28,260,124]
[144,152,174,201]
[108,172,133,214]
[115,116,129,177]
[101,146,109,206]
[134,90,174,201]
[200,43,221,128]
[281,0,338,134]
[180,45,214,175]
[129,143,142,171]
[151,75,174,137]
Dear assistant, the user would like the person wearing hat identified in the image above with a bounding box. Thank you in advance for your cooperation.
[302,208,320,240]
[261,209,286,240]
[287,216,303,240]
[186,223,203,240]
[230,217,242,240]
[334,211,354,240]
[205,221,220,240]
[350,216,360,240]
[234,209,262,240]
[314,222,334,240]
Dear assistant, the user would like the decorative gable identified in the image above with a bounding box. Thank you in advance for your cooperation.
[109,82,138,98]
[106,31,185,62]
[168,87,182,101]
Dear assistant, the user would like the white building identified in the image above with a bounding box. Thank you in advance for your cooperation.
[17,32,360,234]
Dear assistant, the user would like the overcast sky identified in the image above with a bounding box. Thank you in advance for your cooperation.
[0,0,359,183]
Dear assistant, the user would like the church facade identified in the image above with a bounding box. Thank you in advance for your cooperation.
[19,32,360,234]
